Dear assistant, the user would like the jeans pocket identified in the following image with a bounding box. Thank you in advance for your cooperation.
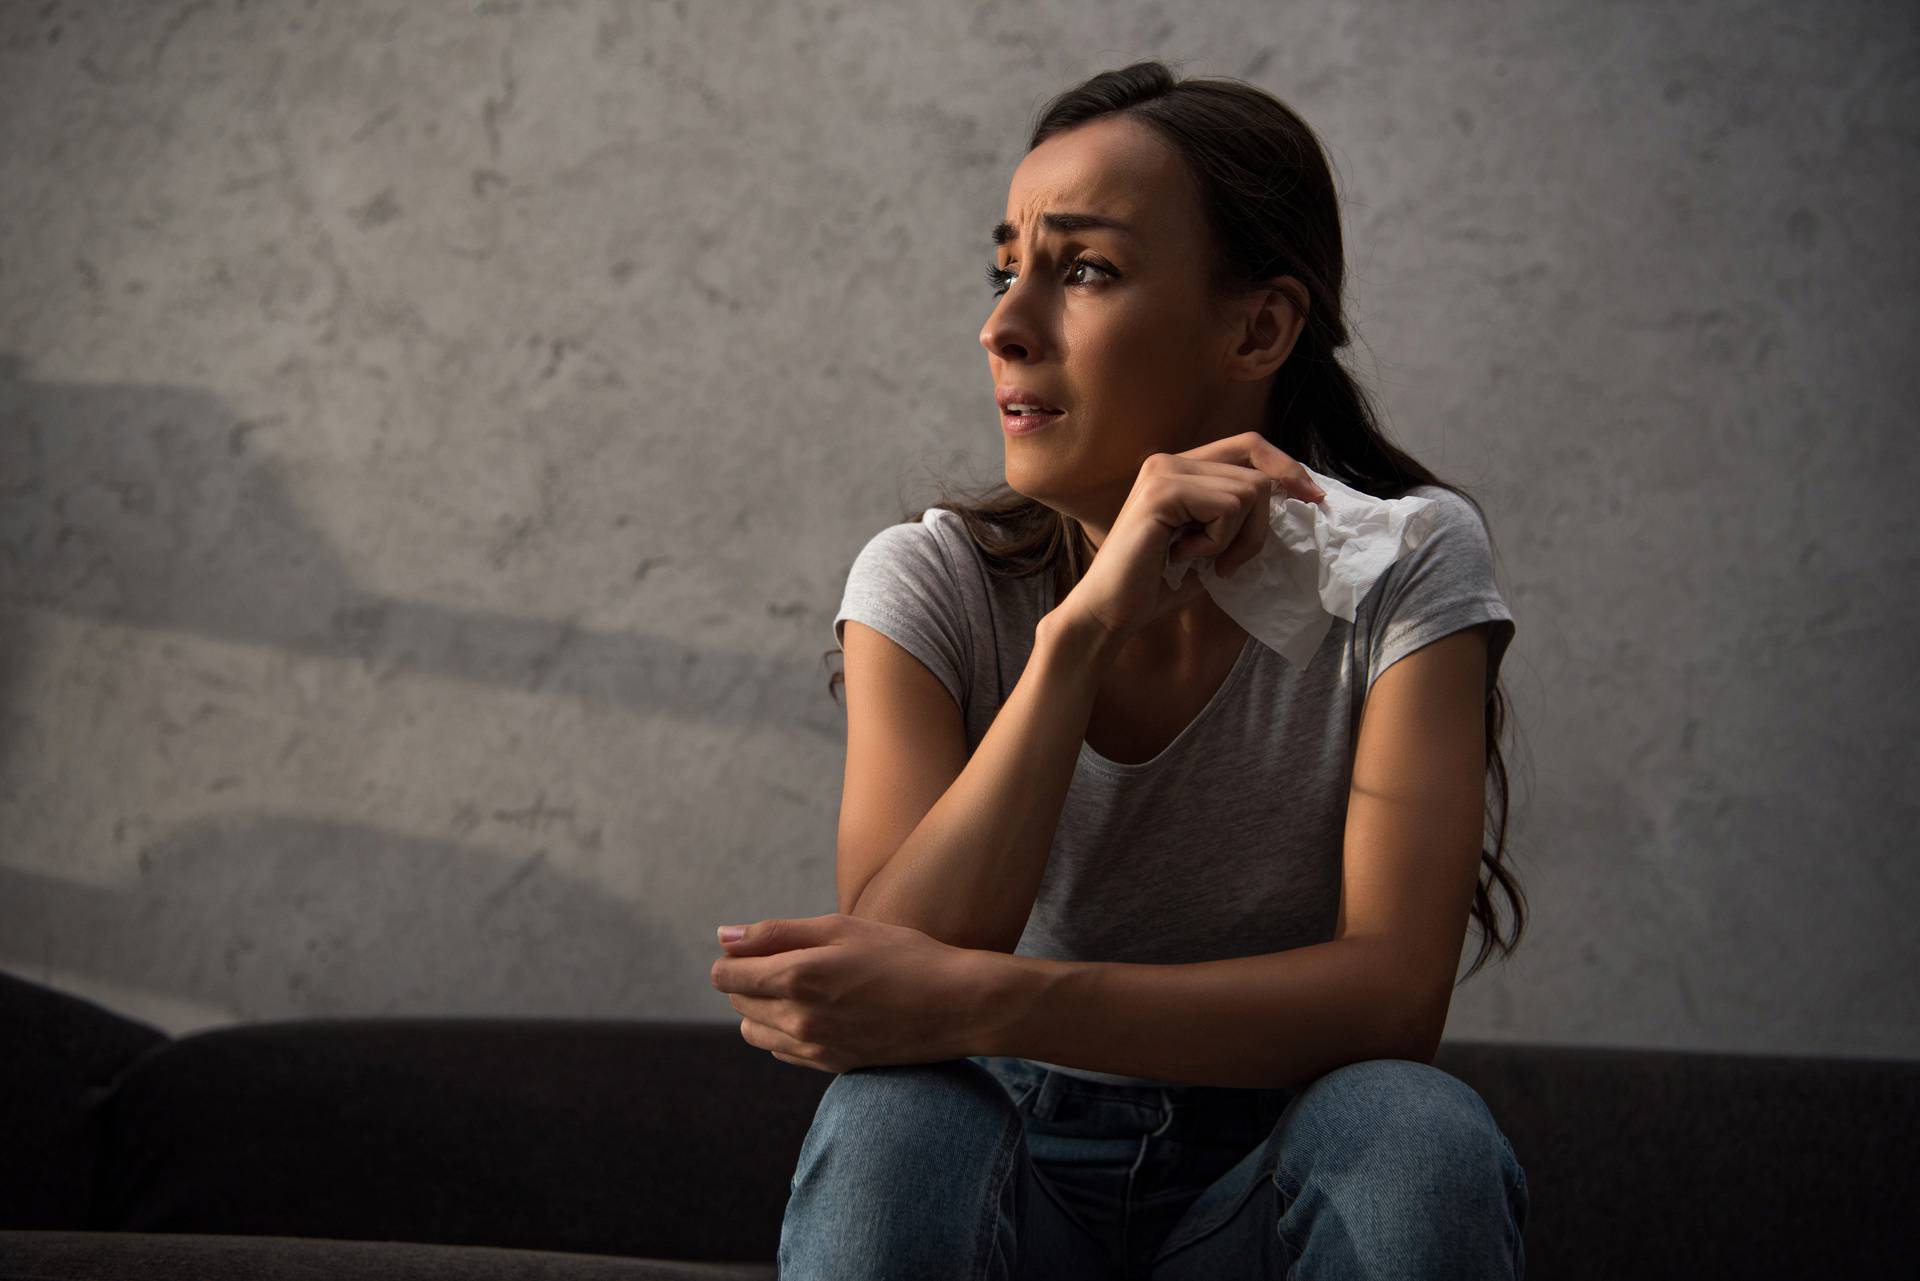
[973,1056,1044,1115]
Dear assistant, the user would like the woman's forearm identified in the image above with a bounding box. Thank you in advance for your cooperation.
[848,608,1117,954]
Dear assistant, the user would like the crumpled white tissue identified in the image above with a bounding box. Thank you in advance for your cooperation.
[1161,464,1443,671]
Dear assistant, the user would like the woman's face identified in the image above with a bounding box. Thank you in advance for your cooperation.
[979,114,1269,536]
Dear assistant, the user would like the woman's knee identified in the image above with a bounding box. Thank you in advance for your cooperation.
[817,1056,1016,1116]
[1273,1058,1521,1195]
[804,1057,1021,1167]
[783,1059,1029,1274]
[1258,1060,1526,1275]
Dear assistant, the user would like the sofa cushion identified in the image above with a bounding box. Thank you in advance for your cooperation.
[89,1016,828,1264]
[0,1230,776,1280]
[0,972,169,1228]
[1434,1040,1920,1280]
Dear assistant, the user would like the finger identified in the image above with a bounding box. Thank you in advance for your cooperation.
[1150,455,1273,485]
[728,991,792,1026]
[1180,433,1326,500]
[747,1018,838,1073]
[1213,482,1275,578]
[1160,451,1319,506]
[716,913,843,954]
[739,1014,810,1059]
[712,950,790,998]
[771,1050,828,1071]
[1160,475,1264,561]
[1196,481,1262,565]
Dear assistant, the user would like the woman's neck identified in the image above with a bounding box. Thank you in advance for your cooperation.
[1115,591,1246,674]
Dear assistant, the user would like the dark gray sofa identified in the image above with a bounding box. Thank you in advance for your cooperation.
[2,967,1914,1279]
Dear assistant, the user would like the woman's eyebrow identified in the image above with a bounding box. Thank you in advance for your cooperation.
[990,212,1135,246]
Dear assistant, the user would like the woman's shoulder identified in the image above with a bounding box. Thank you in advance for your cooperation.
[849,506,1024,609]
[863,504,1058,615]
[847,507,962,582]
[890,505,975,570]
[1389,486,1501,559]
[1343,484,1505,623]
[868,503,964,541]
[899,505,1009,570]
[1402,483,1486,524]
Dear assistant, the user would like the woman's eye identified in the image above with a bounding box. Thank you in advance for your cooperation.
[985,257,1113,298]
[1065,258,1113,287]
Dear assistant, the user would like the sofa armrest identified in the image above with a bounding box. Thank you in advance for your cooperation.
[0,1229,777,1280]
[0,971,169,1228]
[89,1015,826,1264]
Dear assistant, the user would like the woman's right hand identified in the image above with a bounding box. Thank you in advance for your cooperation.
[1053,431,1327,656]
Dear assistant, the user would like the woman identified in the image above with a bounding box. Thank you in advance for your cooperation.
[712,59,1529,1279]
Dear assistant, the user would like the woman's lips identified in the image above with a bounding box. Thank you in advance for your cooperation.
[1002,409,1066,435]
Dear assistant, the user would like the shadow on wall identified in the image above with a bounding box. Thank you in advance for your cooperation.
[0,351,841,1026]
[0,351,843,734]
[0,816,680,1027]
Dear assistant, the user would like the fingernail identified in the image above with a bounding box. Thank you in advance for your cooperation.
[718,925,745,942]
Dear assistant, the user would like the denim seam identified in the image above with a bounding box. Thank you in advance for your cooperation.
[1005,1075,1119,1266]
[1148,1139,1275,1267]
[1270,1160,1308,1261]
[1495,1129,1529,1203]
[1119,1090,1177,1275]
[971,1098,1026,1281]
[1027,1159,1121,1258]
[1495,1128,1529,1274]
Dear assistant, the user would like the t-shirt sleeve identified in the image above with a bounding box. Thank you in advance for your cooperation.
[832,514,972,713]
[1363,489,1517,700]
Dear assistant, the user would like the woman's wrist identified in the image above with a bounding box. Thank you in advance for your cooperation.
[958,946,1053,1060]
[1037,598,1125,678]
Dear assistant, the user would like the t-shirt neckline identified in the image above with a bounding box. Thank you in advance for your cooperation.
[1076,630,1259,775]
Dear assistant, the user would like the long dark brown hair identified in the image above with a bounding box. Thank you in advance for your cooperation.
[823,59,1527,983]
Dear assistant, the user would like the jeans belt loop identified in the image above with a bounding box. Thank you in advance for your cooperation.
[1031,1067,1065,1122]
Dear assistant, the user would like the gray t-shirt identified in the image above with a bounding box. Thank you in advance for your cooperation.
[831,486,1516,1086]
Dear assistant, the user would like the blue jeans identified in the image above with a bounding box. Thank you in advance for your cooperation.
[778,1053,1527,1280]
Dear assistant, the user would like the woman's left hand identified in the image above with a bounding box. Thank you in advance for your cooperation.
[710,913,990,1073]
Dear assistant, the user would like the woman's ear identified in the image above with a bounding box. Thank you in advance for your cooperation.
[1233,276,1309,378]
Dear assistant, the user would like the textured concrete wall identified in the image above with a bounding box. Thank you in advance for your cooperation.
[1,1,1914,1060]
